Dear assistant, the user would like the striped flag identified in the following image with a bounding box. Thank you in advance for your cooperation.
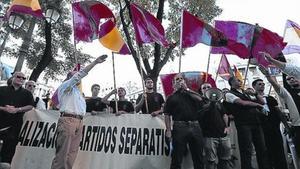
[6,0,44,18]
[217,54,233,80]
[233,65,243,82]
[282,20,300,55]
[99,19,131,55]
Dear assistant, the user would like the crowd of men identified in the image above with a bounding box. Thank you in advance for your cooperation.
[0,52,299,169]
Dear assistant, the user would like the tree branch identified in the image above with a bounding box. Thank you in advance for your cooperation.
[158,43,176,73]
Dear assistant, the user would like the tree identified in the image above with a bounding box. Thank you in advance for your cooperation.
[1,0,91,81]
[106,0,222,90]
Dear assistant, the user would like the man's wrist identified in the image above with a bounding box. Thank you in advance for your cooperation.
[18,107,22,112]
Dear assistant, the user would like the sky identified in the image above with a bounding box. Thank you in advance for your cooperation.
[1,0,300,97]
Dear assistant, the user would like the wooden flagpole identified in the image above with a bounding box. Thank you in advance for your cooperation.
[178,10,184,73]
[112,52,118,114]
[137,46,149,114]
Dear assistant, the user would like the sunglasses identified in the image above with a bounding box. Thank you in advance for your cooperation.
[27,84,36,88]
[257,83,265,86]
[202,86,211,90]
[287,77,295,81]
[16,75,26,80]
[175,77,184,81]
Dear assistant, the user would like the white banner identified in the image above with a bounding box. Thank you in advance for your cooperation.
[11,110,193,169]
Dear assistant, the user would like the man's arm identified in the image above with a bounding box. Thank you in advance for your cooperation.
[259,65,281,93]
[102,89,116,105]
[165,114,172,138]
[261,52,285,69]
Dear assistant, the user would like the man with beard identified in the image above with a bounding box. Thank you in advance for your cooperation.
[164,73,204,169]
[135,77,164,116]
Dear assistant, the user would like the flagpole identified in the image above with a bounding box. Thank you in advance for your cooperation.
[71,1,78,65]
[215,54,223,81]
[205,47,212,82]
[242,58,251,89]
[112,52,118,114]
[179,10,184,73]
[137,46,149,114]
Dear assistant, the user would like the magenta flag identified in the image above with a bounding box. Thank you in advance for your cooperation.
[72,1,115,42]
[252,27,287,67]
[211,21,255,58]
[130,3,169,47]
[217,54,233,80]
[181,11,249,57]
[160,71,216,97]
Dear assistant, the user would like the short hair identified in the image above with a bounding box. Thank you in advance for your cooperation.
[228,77,235,86]
[25,80,36,86]
[91,84,100,90]
[252,79,263,87]
[144,77,153,82]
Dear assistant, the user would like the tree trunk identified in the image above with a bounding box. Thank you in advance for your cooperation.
[29,21,52,81]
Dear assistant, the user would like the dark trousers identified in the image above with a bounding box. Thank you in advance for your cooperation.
[236,124,270,169]
[170,121,204,169]
[0,112,24,163]
[262,125,288,169]
[292,126,300,157]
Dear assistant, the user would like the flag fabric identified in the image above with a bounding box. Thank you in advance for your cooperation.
[282,20,300,55]
[233,65,243,82]
[181,11,249,57]
[130,3,169,47]
[6,0,44,18]
[72,1,115,42]
[251,27,287,67]
[211,21,255,58]
[99,19,131,55]
[217,54,233,80]
[160,71,216,97]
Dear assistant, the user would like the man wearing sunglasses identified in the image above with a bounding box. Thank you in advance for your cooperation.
[252,79,289,169]
[164,73,205,169]
[0,72,34,168]
[25,80,46,110]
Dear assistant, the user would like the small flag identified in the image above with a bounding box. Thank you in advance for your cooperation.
[99,19,131,55]
[6,0,44,18]
[130,3,169,47]
[217,54,233,80]
[282,20,300,55]
[233,65,243,82]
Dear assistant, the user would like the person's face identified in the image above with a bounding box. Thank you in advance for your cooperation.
[12,72,26,86]
[232,78,242,89]
[118,88,126,97]
[253,81,265,92]
[173,74,186,90]
[201,83,212,96]
[91,85,100,96]
[145,79,154,89]
[286,76,299,88]
[25,82,36,93]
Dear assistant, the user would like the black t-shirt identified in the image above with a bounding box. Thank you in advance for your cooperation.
[164,90,203,121]
[261,96,281,129]
[136,92,165,114]
[109,100,134,113]
[200,102,227,138]
[86,97,107,112]
[0,86,34,128]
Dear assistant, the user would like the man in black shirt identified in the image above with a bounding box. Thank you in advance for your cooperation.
[0,72,34,168]
[252,79,288,169]
[164,73,204,169]
[199,83,231,169]
[86,84,107,114]
[102,87,134,115]
[135,77,164,116]
[224,77,270,169]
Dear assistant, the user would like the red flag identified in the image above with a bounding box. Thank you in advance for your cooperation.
[233,65,243,82]
[130,3,169,47]
[6,0,44,18]
[181,11,249,57]
[72,1,115,42]
[217,54,233,80]
[251,27,287,67]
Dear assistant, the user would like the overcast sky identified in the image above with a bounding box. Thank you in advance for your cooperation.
[1,0,299,96]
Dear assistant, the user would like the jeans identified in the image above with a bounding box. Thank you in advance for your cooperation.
[170,121,204,169]
[236,125,270,169]
[204,137,231,169]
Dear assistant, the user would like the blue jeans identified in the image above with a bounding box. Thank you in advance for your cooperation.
[204,137,231,169]
[171,121,204,169]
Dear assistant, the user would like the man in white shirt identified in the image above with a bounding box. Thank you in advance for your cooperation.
[50,55,107,169]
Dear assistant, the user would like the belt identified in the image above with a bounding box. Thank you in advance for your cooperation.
[60,112,83,120]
